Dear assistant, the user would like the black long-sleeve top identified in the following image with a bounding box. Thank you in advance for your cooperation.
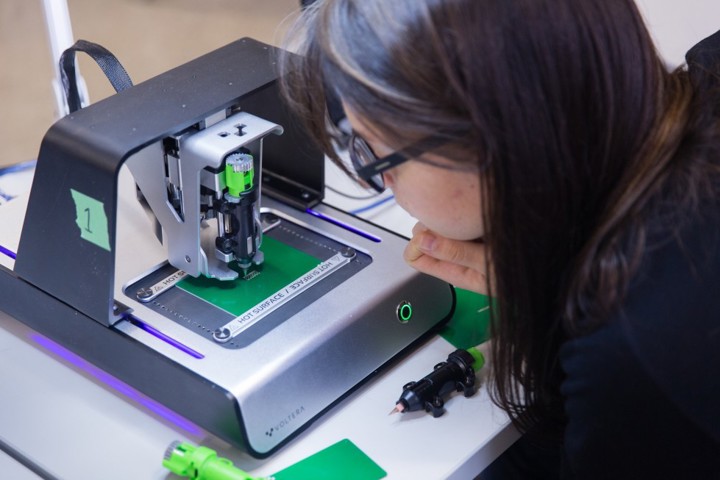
[559,29,720,479]
[560,202,720,477]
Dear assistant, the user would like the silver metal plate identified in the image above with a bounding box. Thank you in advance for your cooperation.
[135,270,188,303]
[212,250,354,342]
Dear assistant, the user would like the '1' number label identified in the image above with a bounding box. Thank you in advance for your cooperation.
[70,189,111,251]
[84,207,93,233]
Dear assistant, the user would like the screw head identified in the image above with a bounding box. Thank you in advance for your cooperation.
[136,288,153,300]
[263,213,279,223]
[213,327,232,343]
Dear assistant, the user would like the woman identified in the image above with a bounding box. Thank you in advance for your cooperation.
[280,0,720,477]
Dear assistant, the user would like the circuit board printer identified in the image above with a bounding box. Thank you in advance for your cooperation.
[0,38,455,457]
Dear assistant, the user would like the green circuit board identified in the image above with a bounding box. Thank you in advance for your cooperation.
[176,235,322,315]
[127,218,373,348]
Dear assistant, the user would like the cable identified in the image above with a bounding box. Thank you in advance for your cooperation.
[349,195,395,215]
[0,160,36,176]
[0,160,36,203]
[325,184,381,201]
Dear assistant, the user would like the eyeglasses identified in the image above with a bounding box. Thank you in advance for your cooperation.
[348,134,413,193]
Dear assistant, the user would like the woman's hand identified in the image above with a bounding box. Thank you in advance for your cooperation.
[403,222,491,295]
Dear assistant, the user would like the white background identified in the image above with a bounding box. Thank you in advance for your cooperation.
[636,0,719,68]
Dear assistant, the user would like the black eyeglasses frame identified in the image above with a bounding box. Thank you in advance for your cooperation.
[348,134,415,193]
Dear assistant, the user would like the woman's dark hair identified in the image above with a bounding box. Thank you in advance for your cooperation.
[279,0,720,434]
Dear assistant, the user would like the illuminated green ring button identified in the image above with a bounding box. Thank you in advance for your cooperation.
[396,301,413,323]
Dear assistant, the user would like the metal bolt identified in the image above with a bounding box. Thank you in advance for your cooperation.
[263,213,279,223]
[213,328,232,343]
[340,247,356,259]
[136,288,153,300]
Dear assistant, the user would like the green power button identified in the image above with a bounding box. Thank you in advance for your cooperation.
[397,301,413,323]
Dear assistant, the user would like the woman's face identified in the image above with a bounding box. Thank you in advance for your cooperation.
[344,106,484,241]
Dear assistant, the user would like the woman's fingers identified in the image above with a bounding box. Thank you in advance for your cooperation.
[404,224,490,294]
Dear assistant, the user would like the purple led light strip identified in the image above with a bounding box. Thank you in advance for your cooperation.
[305,208,382,243]
[0,244,16,260]
[30,333,203,436]
[127,315,204,359]
[0,241,204,360]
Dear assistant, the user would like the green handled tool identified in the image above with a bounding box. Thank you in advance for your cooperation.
[163,441,271,480]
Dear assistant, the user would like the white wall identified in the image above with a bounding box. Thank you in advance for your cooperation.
[635,0,720,67]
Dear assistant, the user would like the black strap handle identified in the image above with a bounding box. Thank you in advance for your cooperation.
[60,39,134,113]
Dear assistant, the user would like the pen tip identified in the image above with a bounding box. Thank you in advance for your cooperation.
[389,403,404,415]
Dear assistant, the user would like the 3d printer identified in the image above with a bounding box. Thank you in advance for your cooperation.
[0,38,455,457]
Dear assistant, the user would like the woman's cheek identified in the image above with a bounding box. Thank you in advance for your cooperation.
[389,184,415,218]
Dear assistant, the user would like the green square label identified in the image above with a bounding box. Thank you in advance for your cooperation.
[70,189,111,251]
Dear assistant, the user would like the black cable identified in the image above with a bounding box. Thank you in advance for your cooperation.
[0,435,61,480]
[325,184,382,200]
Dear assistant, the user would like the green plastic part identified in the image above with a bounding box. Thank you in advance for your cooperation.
[439,288,491,349]
[225,153,255,197]
[163,441,266,480]
[467,346,485,372]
